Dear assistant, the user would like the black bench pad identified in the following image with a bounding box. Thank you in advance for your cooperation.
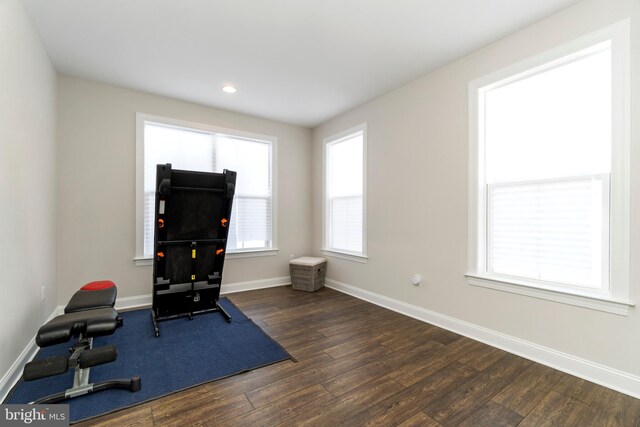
[36,308,119,347]
[65,287,117,314]
[23,355,68,381]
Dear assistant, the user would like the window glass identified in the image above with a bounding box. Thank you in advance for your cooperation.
[142,122,273,258]
[325,130,365,255]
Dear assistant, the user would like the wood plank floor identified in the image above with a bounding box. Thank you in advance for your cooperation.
[78,286,640,426]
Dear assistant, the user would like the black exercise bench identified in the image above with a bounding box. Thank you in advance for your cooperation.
[23,281,140,404]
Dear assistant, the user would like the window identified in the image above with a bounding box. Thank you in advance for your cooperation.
[467,21,630,314]
[135,114,277,264]
[322,124,367,261]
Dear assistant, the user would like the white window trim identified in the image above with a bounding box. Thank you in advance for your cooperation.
[467,20,632,315]
[321,249,369,264]
[321,123,368,262]
[134,113,278,265]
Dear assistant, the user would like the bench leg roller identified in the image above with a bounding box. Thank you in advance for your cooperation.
[78,345,117,369]
[23,355,68,381]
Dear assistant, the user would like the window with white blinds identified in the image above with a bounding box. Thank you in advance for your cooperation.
[323,125,367,259]
[483,42,612,292]
[468,21,630,312]
[136,116,275,260]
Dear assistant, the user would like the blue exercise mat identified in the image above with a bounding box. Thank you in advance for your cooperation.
[5,298,293,423]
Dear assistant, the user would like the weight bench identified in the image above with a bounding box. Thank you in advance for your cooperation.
[23,282,140,404]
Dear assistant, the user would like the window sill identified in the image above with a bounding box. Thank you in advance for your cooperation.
[226,249,279,259]
[133,249,279,266]
[466,273,634,316]
[321,249,368,264]
[134,257,152,267]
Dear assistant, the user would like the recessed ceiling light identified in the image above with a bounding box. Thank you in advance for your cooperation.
[222,85,237,94]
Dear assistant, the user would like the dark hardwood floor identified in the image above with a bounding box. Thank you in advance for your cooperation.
[78,286,640,426]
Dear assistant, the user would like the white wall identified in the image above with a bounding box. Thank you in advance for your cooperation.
[0,0,57,386]
[312,0,640,378]
[56,76,312,303]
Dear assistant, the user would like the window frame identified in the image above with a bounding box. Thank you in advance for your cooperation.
[322,123,368,263]
[466,20,631,315]
[134,113,278,266]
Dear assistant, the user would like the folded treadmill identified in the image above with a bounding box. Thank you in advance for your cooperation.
[151,164,236,337]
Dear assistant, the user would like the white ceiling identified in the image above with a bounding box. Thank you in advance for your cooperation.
[22,0,582,127]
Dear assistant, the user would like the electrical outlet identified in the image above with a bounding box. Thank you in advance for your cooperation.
[41,286,45,301]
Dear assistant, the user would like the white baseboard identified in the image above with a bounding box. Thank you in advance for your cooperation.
[114,276,291,311]
[325,278,640,399]
[115,294,153,311]
[221,276,290,294]
[0,306,62,403]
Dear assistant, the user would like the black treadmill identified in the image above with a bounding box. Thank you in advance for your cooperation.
[151,163,236,337]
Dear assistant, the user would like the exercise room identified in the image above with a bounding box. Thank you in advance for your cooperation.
[1,0,639,425]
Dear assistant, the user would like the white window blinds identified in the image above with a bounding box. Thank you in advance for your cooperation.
[142,122,273,258]
[488,176,609,289]
[216,137,272,251]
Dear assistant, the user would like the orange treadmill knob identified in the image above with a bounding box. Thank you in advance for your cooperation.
[157,252,165,258]
[158,219,165,228]
[216,249,224,255]
[221,218,228,227]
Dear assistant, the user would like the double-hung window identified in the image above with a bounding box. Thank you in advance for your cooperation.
[135,114,276,264]
[467,21,630,314]
[323,124,367,262]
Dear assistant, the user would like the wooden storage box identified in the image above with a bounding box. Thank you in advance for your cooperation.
[290,257,327,292]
